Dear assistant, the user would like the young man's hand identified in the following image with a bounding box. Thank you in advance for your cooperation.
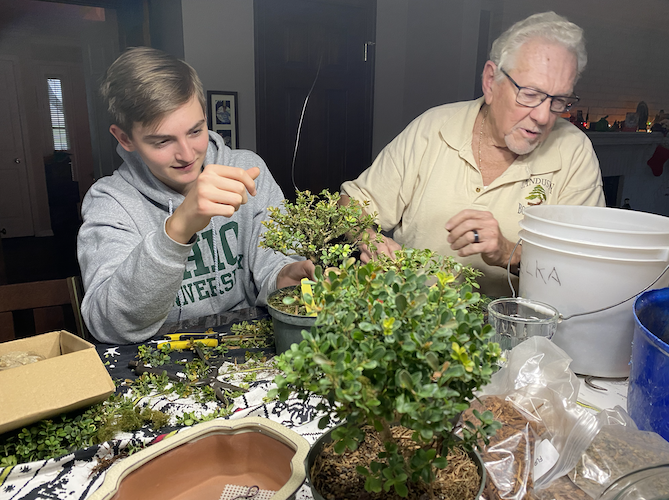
[276,260,316,289]
[166,165,260,244]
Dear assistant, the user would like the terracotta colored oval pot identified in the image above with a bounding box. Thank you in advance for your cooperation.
[267,286,316,354]
[307,425,486,500]
[88,417,310,500]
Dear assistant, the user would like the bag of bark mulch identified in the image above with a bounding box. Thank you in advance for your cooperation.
[460,337,594,500]
[462,395,543,500]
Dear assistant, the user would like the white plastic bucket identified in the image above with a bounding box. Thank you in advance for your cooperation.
[521,205,669,248]
[518,206,669,378]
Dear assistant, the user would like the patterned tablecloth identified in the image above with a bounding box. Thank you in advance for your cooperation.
[0,307,325,500]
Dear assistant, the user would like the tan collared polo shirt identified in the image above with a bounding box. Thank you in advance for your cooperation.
[342,97,605,297]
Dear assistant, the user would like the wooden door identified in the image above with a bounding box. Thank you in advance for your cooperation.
[254,0,376,199]
[0,59,34,237]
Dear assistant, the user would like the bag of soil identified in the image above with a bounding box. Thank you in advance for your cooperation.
[568,406,669,498]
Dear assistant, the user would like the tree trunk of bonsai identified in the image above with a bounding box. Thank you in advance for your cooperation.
[307,425,486,500]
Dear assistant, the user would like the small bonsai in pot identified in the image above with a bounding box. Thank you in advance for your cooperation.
[269,249,501,499]
[259,189,382,352]
[259,189,379,269]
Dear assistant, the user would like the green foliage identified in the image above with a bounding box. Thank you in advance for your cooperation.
[0,345,242,466]
[259,189,380,267]
[95,403,170,443]
[226,319,274,349]
[137,343,172,366]
[175,406,233,427]
[0,406,104,466]
[270,248,501,497]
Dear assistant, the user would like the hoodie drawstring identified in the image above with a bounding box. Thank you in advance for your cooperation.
[169,199,221,317]
[168,199,184,323]
[209,217,221,314]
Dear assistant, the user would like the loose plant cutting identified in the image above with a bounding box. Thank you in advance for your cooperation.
[269,249,502,500]
[0,323,275,468]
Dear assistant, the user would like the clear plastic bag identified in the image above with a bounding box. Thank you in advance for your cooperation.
[0,351,45,370]
[568,407,669,498]
[535,407,626,491]
[462,395,543,500]
[530,475,591,500]
[462,337,594,499]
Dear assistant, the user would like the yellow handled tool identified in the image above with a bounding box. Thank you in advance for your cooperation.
[157,338,219,350]
[162,332,215,341]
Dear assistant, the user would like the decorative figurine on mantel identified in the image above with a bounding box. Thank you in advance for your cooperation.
[594,115,609,131]
[636,101,649,132]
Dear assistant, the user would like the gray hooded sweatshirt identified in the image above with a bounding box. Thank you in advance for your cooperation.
[78,132,298,344]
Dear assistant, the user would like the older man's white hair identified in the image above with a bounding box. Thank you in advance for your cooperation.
[490,11,587,83]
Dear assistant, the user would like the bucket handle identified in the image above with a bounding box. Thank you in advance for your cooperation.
[507,238,669,321]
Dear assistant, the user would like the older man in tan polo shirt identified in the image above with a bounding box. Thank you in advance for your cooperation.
[341,11,605,297]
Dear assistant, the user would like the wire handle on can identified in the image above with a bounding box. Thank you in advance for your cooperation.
[507,239,522,298]
[506,238,669,321]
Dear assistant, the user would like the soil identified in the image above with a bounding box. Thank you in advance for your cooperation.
[310,426,481,500]
[267,285,310,316]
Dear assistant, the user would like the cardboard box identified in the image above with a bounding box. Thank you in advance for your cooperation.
[0,331,115,435]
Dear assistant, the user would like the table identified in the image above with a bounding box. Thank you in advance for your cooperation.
[0,307,325,500]
[0,309,636,500]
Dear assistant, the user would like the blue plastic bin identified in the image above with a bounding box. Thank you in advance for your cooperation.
[627,287,669,441]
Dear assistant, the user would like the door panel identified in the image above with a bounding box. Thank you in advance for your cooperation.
[0,59,33,237]
[255,0,375,199]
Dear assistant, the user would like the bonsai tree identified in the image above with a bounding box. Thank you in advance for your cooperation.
[270,248,501,499]
[259,189,380,268]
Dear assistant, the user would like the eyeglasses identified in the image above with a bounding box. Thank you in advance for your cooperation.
[500,68,580,114]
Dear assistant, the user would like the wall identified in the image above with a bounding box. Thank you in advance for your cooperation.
[370,0,409,154]
[588,132,669,216]
[181,0,257,150]
[180,0,490,157]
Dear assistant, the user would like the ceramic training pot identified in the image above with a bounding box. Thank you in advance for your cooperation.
[267,286,316,354]
[307,425,487,500]
[88,417,310,500]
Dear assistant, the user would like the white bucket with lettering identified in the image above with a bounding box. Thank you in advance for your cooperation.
[517,206,669,378]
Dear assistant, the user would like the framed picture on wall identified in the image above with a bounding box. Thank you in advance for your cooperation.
[206,90,239,149]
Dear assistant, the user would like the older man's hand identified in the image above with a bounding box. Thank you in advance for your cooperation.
[445,209,520,270]
[358,229,402,263]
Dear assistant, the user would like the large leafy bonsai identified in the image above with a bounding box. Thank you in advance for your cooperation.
[270,249,501,498]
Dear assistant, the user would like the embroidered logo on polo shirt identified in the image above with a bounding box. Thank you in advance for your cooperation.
[526,185,547,206]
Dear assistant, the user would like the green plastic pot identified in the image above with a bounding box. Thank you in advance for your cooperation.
[267,286,316,354]
[306,425,487,500]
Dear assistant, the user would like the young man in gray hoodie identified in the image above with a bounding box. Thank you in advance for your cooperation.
[77,47,313,344]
